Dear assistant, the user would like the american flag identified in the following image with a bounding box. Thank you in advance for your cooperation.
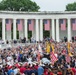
[66,54,71,63]
[60,19,66,30]
[44,19,50,31]
[37,51,40,62]
[28,19,34,31]
[62,50,66,55]
[38,44,42,53]
[17,19,23,31]
[72,19,76,30]
[6,19,12,31]
[50,52,58,64]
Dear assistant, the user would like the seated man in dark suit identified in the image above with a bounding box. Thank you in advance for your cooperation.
[72,36,74,42]
[64,37,67,42]
[14,40,17,44]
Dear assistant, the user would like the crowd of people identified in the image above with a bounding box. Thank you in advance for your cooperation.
[0,38,76,75]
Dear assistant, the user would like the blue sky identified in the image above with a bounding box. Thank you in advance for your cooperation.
[32,0,76,11]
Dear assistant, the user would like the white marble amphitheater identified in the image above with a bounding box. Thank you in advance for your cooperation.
[0,11,76,42]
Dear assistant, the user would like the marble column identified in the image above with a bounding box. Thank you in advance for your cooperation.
[24,19,28,41]
[13,19,17,40]
[40,19,43,41]
[56,19,59,42]
[2,18,5,41]
[52,19,55,40]
[36,19,39,41]
[67,18,71,41]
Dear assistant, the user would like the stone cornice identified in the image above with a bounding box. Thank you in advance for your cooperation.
[0,11,76,15]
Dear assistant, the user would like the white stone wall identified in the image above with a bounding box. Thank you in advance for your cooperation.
[72,30,76,37]
[6,31,11,41]
[59,29,67,40]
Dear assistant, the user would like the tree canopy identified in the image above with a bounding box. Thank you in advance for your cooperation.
[66,2,76,11]
[0,0,40,11]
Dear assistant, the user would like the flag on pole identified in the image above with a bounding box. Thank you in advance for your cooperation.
[60,19,66,30]
[67,42,73,56]
[37,51,41,62]
[72,19,76,30]
[62,50,66,55]
[50,52,58,65]
[38,44,42,53]
[67,42,70,51]
[66,54,71,63]
[46,43,50,54]
[28,19,34,31]
[44,19,50,31]
[17,19,23,31]
[6,19,12,31]
[51,44,54,53]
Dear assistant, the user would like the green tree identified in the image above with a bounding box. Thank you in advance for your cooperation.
[0,0,40,39]
[0,0,40,11]
[66,2,76,11]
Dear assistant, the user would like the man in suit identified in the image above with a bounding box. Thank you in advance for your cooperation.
[64,37,67,42]
[72,36,74,42]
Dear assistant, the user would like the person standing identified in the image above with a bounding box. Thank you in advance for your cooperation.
[38,65,44,75]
